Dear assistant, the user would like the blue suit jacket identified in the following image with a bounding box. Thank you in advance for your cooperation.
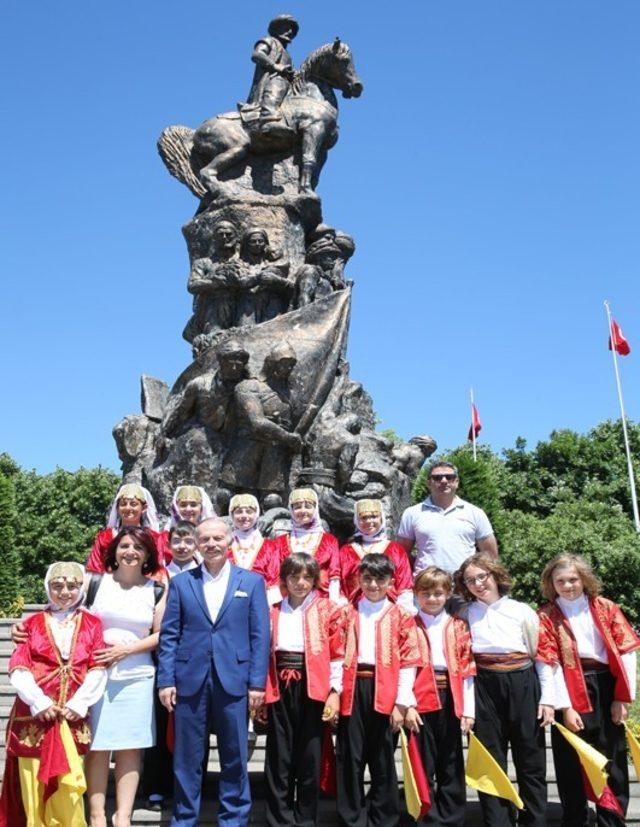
[157,563,270,698]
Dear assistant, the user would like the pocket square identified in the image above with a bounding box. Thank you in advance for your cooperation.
[234,590,248,597]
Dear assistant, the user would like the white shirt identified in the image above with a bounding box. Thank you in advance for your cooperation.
[552,595,637,708]
[167,558,199,579]
[468,597,554,706]
[414,609,475,718]
[202,560,231,624]
[277,591,343,693]
[398,497,493,574]
[357,597,415,706]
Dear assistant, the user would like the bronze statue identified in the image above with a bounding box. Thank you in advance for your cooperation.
[239,228,293,323]
[247,15,298,137]
[220,342,303,498]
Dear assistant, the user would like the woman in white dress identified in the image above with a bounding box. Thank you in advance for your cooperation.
[85,526,167,827]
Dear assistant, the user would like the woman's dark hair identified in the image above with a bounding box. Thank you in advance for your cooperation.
[104,526,160,575]
[280,552,321,586]
[169,520,198,542]
[358,553,395,579]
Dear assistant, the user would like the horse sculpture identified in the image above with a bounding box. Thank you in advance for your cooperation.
[158,39,362,197]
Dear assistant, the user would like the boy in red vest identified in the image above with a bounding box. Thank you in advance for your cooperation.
[336,553,423,827]
[404,566,475,826]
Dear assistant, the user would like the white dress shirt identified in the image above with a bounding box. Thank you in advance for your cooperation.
[202,560,231,623]
[277,591,343,693]
[167,558,199,579]
[468,597,554,706]
[357,597,415,707]
[552,595,637,708]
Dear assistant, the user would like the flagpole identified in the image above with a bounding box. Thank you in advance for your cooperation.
[604,300,640,532]
[470,388,477,462]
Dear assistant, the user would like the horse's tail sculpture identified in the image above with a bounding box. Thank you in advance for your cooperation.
[157,126,206,198]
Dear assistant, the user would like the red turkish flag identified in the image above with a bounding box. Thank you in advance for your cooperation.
[609,319,631,356]
[468,404,482,441]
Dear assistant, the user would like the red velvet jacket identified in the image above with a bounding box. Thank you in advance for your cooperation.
[266,595,345,704]
[340,602,423,716]
[273,532,340,596]
[6,609,105,759]
[228,537,280,587]
[338,540,413,603]
[538,596,640,713]
[86,527,168,572]
[413,614,475,718]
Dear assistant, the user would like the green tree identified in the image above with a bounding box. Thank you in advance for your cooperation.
[0,472,21,613]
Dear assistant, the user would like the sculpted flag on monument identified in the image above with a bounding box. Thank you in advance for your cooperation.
[608,318,631,355]
[468,403,482,442]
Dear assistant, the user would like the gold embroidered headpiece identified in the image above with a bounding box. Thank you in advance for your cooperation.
[355,499,383,517]
[229,493,259,514]
[289,487,318,507]
[176,486,203,504]
[47,561,84,586]
[117,483,146,503]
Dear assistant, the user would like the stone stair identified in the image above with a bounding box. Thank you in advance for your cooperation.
[1,609,638,824]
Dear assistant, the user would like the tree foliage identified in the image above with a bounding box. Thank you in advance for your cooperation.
[0,454,119,604]
[0,472,21,614]
[409,421,640,624]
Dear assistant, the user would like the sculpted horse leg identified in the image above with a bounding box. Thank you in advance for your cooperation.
[299,121,328,193]
[193,119,250,187]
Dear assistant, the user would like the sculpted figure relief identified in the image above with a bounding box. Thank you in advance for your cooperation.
[220,342,303,498]
[247,15,298,137]
[294,226,355,307]
[238,228,293,325]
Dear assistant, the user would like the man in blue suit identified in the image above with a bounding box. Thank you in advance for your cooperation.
[157,517,270,826]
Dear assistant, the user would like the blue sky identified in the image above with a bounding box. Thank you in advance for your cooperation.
[1,1,639,473]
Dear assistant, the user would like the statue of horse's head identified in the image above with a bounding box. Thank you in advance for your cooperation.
[300,38,363,99]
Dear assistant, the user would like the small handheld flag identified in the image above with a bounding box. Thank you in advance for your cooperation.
[624,723,640,782]
[399,728,431,819]
[465,732,523,809]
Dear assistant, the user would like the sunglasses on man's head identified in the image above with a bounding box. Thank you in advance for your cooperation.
[429,473,457,482]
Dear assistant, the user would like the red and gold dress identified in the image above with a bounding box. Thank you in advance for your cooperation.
[273,532,340,597]
[338,539,413,605]
[0,609,106,827]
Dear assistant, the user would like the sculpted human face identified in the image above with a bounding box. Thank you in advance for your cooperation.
[117,497,146,526]
[551,565,584,602]
[358,572,391,603]
[219,354,247,382]
[246,233,267,257]
[291,500,316,528]
[115,535,148,571]
[270,357,296,382]
[427,466,459,500]
[170,532,197,564]
[232,506,258,531]
[197,520,230,569]
[463,564,499,604]
[416,586,450,616]
[214,224,237,251]
[285,570,315,604]
[357,511,382,537]
[177,499,202,524]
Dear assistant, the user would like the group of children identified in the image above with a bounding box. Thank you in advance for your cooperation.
[1,480,638,827]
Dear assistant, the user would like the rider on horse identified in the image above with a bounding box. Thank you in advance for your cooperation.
[247,14,299,136]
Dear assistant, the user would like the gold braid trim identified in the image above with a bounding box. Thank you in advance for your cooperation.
[379,610,393,668]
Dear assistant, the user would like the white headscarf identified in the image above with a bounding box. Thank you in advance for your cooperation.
[45,561,86,614]
[106,484,160,532]
[166,485,216,529]
[229,493,263,543]
[289,488,323,538]
[353,499,388,544]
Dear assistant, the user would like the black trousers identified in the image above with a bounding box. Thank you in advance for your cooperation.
[474,666,547,826]
[142,688,173,798]
[265,676,325,827]
[336,676,399,827]
[551,670,628,827]
[415,686,465,826]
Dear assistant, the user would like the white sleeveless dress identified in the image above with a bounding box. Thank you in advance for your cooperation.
[89,574,157,750]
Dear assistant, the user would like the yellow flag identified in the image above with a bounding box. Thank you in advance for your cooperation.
[624,724,640,782]
[58,719,87,795]
[553,722,608,799]
[465,732,524,809]
[399,728,421,821]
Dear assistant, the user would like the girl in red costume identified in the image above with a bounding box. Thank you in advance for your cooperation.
[272,488,341,602]
[155,485,216,564]
[339,499,414,610]
[261,553,344,827]
[228,493,282,605]
[538,554,640,825]
[86,483,164,572]
[0,562,107,827]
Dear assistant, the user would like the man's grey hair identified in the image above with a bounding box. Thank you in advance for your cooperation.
[427,460,458,478]
[196,517,233,540]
